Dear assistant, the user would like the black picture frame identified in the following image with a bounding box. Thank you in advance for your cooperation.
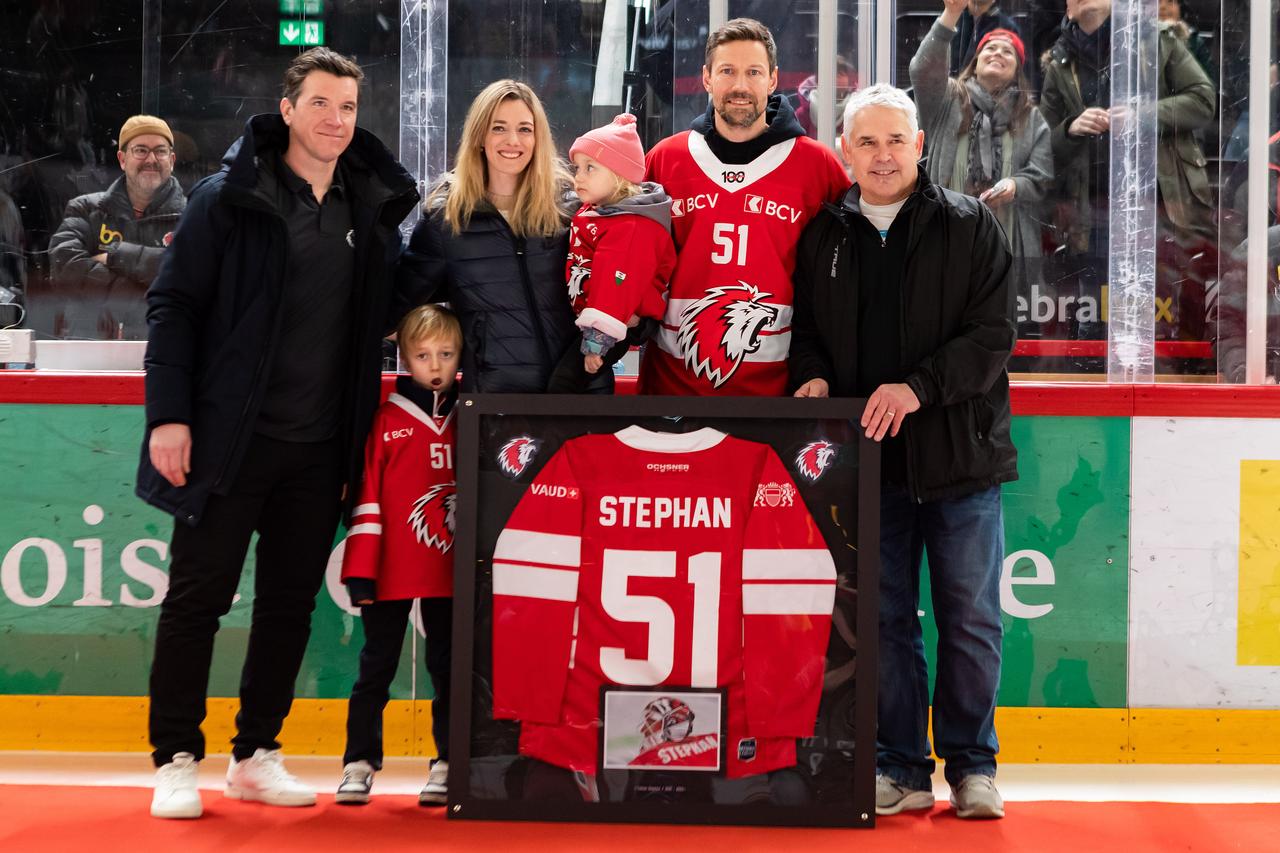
[447,394,880,828]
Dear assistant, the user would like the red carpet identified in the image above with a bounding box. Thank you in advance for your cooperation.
[0,786,1274,852]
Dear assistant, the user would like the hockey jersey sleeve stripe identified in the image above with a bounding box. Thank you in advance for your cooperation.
[742,549,837,581]
[493,563,579,602]
[352,503,381,517]
[347,522,383,537]
[494,529,582,569]
[742,583,836,615]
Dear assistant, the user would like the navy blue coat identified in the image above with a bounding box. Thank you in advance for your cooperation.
[397,193,581,393]
[136,114,419,525]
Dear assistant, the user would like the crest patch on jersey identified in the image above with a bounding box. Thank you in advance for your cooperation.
[675,282,779,389]
[753,481,797,508]
[497,436,540,477]
[737,738,757,762]
[795,440,836,482]
[409,482,456,552]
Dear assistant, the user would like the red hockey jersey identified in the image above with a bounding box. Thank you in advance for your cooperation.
[638,131,850,396]
[341,391,456,600]
[491,426,836,778]
[630,733,720,769]
[566,197,675,343]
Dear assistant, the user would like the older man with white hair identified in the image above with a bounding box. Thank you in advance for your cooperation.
[789,83,1017,820]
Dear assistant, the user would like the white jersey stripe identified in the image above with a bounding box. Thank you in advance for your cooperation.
[493,563,580,603]
[352,503,380,518]
[347,523,383,537]
[742,583,836,615]
[742,549,837,581]
[494,529,582,569]
[687,132,798,192]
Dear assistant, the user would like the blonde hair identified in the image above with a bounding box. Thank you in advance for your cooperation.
[431,79,571,238]
[396,304,462,360]
[603,173,643,206]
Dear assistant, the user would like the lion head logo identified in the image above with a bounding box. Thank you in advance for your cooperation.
[567,257,590,304]
[675,283,779,389]
[497,436,539,477]
[795,440,836,482]
[409,482,456,552]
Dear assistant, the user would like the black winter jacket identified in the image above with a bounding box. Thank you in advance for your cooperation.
[49,175,186,338]
[136,114,419,526]
[789,171,1018,502]
[398,189,581,393]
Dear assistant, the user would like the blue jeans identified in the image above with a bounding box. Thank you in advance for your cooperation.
[876,484,1003,789]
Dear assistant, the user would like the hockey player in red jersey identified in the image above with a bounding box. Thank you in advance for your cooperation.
[337,305,459,808]
[547,114,676,393]
[490,426,837,778]
[639,18,851,397]
[629,697,720,770]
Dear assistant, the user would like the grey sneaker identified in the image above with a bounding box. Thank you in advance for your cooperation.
[949,774,1005,819]
[335,760,374,805]
[875,774,935,815]
[418,758,448,806]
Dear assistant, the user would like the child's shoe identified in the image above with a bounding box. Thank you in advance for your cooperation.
[335,760,374,805]
[418,758,448,806]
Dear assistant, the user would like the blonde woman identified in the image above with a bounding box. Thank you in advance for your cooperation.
[399,79,582,392]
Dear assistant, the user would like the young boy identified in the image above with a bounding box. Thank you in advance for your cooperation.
[336,304,460,806]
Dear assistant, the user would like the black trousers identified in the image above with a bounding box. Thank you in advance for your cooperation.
[546,318,659,393]
[343,597,452,769]
[148,434,343,766]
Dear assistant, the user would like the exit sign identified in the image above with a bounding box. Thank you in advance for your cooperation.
[280,0,323,13]
[279,20,325,46]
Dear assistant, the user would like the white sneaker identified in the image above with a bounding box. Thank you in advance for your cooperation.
[225,748,317,807]
[335,760,374,805]
[418,758,448,806]
[151,752,203,819]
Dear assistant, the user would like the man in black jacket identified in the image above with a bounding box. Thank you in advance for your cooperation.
[139,48,418,819]
[791,84,1017,820]
[49,114,186,338]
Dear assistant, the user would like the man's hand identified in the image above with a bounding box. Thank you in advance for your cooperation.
[1068,107,1110,137]
[92,253,108,264]
[149,423,192,487]
[940,0,966,29]
[793,378,830,398]
[861,383,921,441]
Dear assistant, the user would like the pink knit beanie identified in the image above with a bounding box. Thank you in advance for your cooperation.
[568,114,646,184]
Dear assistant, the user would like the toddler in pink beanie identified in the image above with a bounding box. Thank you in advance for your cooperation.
[547,114,676,393]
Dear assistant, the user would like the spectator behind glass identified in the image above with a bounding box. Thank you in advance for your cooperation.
[793,56,857,141]
[911,0,1052,336]
[48,115,186,339]
[1040,0,1215,345]
[949,0,1022,77]
[1158,0,1215,85]
[397,79,582,393]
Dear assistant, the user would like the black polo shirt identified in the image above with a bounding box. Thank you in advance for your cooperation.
[255,152,356,442]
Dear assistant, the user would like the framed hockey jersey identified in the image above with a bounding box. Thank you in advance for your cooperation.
[447,394,880,828]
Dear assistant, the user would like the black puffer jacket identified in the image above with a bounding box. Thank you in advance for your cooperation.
[48,175,186,337]
[136,114,419,526]
[398,184,580,392]
[789,171,1018,502]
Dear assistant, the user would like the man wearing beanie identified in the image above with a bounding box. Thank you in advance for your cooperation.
[639,17,850,397]
[49,114,187,339]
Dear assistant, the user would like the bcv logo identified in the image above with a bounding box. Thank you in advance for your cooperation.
[744,194,802,223]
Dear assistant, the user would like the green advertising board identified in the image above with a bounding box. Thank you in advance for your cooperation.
[921,416,1131,708]
[0,405,1128,709]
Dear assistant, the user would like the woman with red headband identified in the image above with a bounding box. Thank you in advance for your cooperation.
[910,0,1052,330]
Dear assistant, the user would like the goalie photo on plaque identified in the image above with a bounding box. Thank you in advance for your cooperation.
[449,395,879,827]
[602,690,724,773]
